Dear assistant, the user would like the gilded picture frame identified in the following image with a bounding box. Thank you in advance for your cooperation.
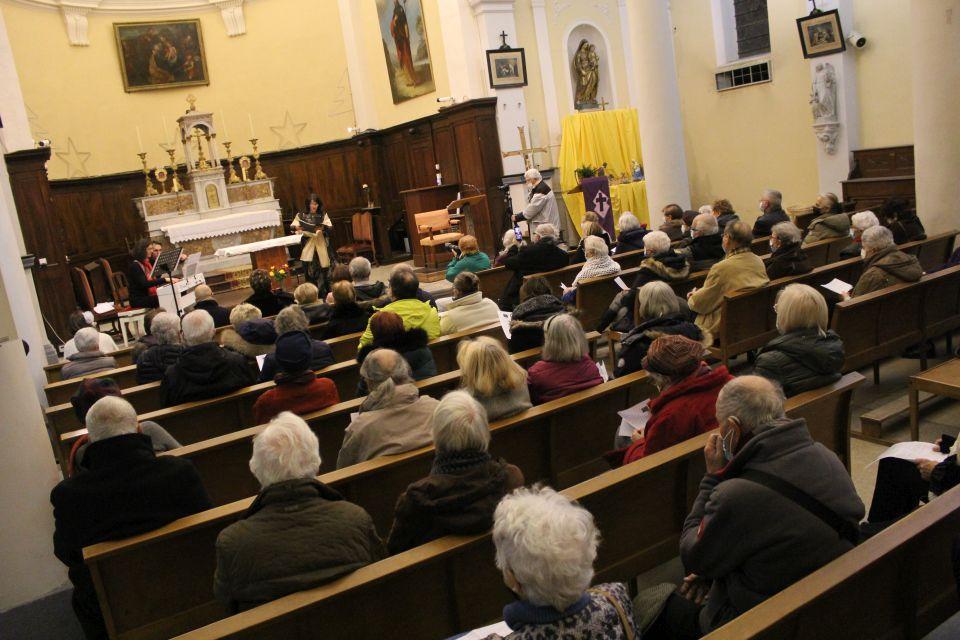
[114,19,209,93]
[796,9,846,59]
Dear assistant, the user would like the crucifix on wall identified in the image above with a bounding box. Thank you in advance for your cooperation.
[501,125,547,170]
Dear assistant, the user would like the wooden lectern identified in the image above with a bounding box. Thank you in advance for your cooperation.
[401,184,499,268]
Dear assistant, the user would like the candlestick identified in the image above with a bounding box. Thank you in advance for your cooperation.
[165,148,183,192]
[247,113,255,138]
[223,141,241,184]
[249,138,267,180]
[161,116,171,147]
[136,126,144,153]
[137,152,158,196]
[220,111,230,141]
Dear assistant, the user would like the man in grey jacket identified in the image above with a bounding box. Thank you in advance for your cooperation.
[647,376,864,638]
[513,168,560,238]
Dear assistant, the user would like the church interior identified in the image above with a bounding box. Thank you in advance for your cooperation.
[1,0,959,638]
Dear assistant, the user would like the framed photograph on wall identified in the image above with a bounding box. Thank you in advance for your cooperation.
[486,48,528,89]
[114,20,209,92]
[796,9,846,59]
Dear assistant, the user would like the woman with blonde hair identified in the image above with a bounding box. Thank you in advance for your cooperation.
[753,283,844,396]
[457,336,532,421]
[572,218,612,263]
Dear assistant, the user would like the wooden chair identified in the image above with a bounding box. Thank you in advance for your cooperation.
[335,211,377,265]
[71,266,118,329]
[415,209,462,268]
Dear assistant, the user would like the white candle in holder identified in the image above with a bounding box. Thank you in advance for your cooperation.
[248,113,255,138]
[136,126,144,153]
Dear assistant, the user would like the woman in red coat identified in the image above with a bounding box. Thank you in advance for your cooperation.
[622,335,731,464]
[253,331,340,424]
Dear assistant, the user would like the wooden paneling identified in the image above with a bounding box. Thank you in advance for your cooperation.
[850,145,914,179]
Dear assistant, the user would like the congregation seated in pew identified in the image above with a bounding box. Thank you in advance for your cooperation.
[571,217,612,265]
[214,412,385,612]
[130,308,162,362]
[495,228,524,266]
[711,198,740,234]
[445,234,492,282]
[615,335,731,462]
[658,205,685,243]
[687,221,769,343]
[161,310,257,406]
[615,210,649,252]
[765,221,812,280]
[839,209,880,260]
[244,268,294,317]
[526,314,602,405]
[67,378,180,477]
[562,235,621,304]
[62,310,119,360]
[753,284,844,397]
[258,305,334,382]
[61,328,117,380]
[440,271,501,334]
[318,280,370,340]
[456,336,532,421]
[52,395,210,639]
[193,283,231,327]
[849,225,923,298]
[614,281,704,377]
[357,311,437,391]
[508,277,565,354]
[134,311,183,384]
[752,188,790,237]
[293,282,331,324]
[358,269,440,348]
[336,349,440,469]
[674,212,725,272]
[500,222,569,310]
[252,330,340,424]
[219,303,276,358]
[642,376,864,639]
[801,192,849,246]
[483,486,639,639]
[386,391,524,554]
[348,256,387,302]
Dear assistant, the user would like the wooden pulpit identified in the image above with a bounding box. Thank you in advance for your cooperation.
[400,184,460,267]
[401,184,499,268]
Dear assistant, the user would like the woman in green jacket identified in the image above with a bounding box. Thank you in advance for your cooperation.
[445,235,491,282]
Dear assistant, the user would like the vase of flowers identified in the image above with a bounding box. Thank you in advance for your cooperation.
[268,264,289,291]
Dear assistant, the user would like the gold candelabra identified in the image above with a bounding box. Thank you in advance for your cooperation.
[250,138,267,180]
[223,141,241,184]
[138,152,158,196]
[192,128,211,170]
[165,148,183,193]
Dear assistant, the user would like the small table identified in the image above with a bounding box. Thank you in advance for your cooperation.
[909,358,960,441]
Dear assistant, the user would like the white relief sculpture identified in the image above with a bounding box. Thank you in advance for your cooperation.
[810,62,840,154]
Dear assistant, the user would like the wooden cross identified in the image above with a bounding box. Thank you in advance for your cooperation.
[501,125,547,170]
[598,97,610,111]
[499,31,509,48]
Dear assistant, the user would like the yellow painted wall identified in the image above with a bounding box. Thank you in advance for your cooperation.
[512,0,552,165]
[3,0,356,180]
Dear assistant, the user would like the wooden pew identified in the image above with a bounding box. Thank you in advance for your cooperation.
[83,371,657,640]
[52,323,510,467]
[164,334,601,508]
[522,248,647,296]
[750,236,771,255]
[704,485,960,639]
[900,229,958,272]
[44,346,135,383]
[475,265,515,306]
[159,374,860,640]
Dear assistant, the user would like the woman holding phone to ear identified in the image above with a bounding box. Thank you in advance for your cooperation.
[291,192,334,297]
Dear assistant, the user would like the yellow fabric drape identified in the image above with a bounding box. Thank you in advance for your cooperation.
[558,108,649,233]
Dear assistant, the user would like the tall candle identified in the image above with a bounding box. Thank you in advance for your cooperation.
[136,126,144,153]
[247,113,255,138]
[161,115,170,145]
[220,111,230,140]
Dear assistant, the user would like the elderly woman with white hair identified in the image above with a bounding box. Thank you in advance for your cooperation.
[348,256,387,301]
[62,309,119,359]
[214,412,385,610]
[386,391,524,554]
[753,284,844,397]
[219,302,276,358]
[850,225,922,297]
[337,348,441,468]
[839,209,880,259]
[483,486,637,639]
[134,312,183,384]
[526,314,602,404]
[496,228,525,266]
[61,327,118,380]
[764,221,812,280]
[52,396,209,637]
[561,235,621,303]
[615,211,648,253]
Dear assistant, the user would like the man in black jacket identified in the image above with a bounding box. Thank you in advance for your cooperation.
[499,223,569,310]
[193,284,231,327]
[51,396,210,639]
[676,213,726,272]
[160,309,257,406]
[752,189,790,237]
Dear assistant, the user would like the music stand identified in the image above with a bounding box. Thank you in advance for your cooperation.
[150,247,185,316]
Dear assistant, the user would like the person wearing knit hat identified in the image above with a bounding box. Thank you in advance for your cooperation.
[252,331,341,424]
[67,378,180,476]
[618,335,732,465]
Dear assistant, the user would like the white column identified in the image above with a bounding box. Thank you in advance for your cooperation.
[624,0,691,224]
[531,0,562,152]
[436,0,488,101]
[337,0,378,130]
[911,0,960,236]
[618,0,642,110]
[808,0,860,197]
[0,9,33,152]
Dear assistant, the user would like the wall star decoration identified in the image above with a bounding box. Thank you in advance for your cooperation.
[26,105,49,140]
[55,138,92,178]
[269,111,307,150]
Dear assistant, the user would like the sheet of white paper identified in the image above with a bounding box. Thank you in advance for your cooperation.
[255,354,266,371]
[498,311,512,339]
[596,360,610,382]
[821,278,853,296]
[350,412,359,422]
[614,276,629,291]
[560,282,569,290]
[617,399,651,438]
[435,296,454,313]
[457,621,512,640]
[871,441,948,466]
[93,302,115,314]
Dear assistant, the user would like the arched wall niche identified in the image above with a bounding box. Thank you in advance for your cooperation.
[564,22,618,111]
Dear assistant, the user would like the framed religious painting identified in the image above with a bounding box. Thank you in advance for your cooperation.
[486,47,528,89]
[796,9,846,59]
[114,19,209,92]
[376,0,436,104]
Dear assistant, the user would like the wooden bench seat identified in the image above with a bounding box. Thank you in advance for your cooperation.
[156,372,860,640]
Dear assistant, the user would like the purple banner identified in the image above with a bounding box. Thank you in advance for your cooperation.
[580,176,615,238]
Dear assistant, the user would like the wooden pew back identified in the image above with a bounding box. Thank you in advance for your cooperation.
[45,346,135,383]
[899,229,958,272]
[522,248,647,297]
